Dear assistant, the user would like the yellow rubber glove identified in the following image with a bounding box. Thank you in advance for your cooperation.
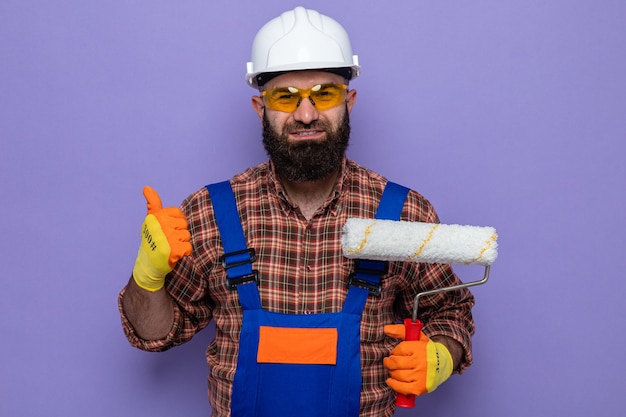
[132,186,192,291]
[383,324,453,396]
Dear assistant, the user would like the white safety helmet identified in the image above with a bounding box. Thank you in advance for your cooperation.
[246,7,360,88]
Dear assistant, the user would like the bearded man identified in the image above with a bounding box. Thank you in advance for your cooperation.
[118,7,475,417]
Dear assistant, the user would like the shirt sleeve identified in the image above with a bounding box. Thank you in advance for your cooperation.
[117,285,185,352]
[118,257,216,352]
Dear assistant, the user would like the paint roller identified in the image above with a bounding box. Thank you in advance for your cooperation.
[341,218,498,408]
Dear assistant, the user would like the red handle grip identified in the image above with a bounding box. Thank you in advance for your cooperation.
[395,318,423,408]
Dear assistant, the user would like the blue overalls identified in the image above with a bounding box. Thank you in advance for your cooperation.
[207,181,409,417]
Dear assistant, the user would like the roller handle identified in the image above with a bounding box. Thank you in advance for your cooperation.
[395,318,424,408]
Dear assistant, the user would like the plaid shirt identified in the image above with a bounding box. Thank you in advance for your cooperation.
[119,158,475,417]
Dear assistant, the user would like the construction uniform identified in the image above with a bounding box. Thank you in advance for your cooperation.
[207,180,408,417]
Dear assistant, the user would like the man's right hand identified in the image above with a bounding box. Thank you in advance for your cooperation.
[132,186,192,292]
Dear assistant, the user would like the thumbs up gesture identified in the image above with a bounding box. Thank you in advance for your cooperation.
[132,186,192,292]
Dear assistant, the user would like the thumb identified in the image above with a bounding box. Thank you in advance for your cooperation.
[384,324,407,340]
[142,185,163,214]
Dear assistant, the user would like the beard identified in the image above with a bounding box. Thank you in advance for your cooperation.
[262,107,351,182]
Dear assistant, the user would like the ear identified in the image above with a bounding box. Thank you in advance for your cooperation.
[346,88,357,114]
[251,95,265,121]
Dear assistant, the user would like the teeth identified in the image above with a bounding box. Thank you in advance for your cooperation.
[297,131,317,136]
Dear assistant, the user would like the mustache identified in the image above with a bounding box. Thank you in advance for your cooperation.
[284,120,332,132]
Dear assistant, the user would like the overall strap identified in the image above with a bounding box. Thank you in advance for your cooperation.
[343,181,409,314]
[206,181,262,310]
[375,181,410,220]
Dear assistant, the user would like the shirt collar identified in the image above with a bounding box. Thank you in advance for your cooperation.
[267,158,349,218]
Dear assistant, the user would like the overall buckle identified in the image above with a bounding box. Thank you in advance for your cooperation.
[347,260,388,296]
[220,248,257,269]
[220,248,259,290]
[226,270,259,290]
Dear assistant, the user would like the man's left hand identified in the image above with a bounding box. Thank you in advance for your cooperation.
[383,324,453,396]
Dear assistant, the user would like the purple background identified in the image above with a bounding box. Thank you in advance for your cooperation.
[2,1,625,416]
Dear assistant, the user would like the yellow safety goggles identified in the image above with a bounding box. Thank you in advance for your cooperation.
[261,84,348,113]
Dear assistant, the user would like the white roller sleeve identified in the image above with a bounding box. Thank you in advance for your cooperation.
[341,218,498,266]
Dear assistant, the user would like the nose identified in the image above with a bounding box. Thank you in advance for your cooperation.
[292,97,319,125]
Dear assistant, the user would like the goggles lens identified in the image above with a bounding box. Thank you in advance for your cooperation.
[262,84,348,113]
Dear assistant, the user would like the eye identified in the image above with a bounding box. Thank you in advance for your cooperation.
[313,86,339,100]
[277,93,298,101]
[269,88,299,102]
